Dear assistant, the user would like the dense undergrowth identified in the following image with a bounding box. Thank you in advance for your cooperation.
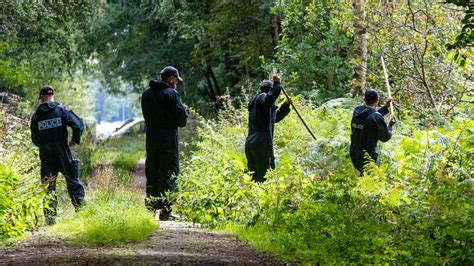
[0,108,44,243]
[172,97,473,264]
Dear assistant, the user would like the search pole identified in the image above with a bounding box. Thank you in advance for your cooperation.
[381,55,394,115]
[280,87,317,141]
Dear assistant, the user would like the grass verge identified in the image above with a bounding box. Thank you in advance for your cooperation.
[49,167,157,245]
[224,224,293,261]
[225,223,329,263]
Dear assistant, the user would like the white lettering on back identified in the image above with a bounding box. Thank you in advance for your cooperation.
[38,117,62,130]
[352,123,364,130]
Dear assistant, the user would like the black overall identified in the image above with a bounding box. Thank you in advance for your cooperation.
[30,102,85,219]
[141,80,188,211]
[349,105,392,173]
[245,82,290,182]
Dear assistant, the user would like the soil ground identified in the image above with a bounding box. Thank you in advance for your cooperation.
[0,159,281,265]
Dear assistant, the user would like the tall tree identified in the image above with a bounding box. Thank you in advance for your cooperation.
[0,1,97,99]
[366,0,472,117]
[351,0,368,96]
[271,0,353,103]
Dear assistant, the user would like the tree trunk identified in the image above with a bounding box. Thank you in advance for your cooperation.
[271,0,283,50]
[208,65,221,96]
[351,0,367,97]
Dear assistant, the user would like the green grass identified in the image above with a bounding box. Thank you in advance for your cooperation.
[89,134,145,183]
[225,223,295,262]
[51,188,157,245]
[48,134,155,245]
[76,131,145,184]
[112,152,142,171]
[1,110,44,244]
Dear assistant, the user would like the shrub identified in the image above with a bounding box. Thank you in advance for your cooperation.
[0,109,44,243]
[171,97,473,263]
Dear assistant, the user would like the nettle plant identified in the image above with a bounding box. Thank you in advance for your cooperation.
[171,97,472,263]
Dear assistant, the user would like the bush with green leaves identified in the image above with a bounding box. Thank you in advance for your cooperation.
[0,109,45,243]
[172,97,473,263]
[270,0,353,103]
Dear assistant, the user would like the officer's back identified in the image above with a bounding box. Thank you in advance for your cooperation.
[142,80,187,136]
[350,104,390,159]
[248,93,275,136]
[31,87,83,148]
[247,79,284,142]
[349,89,396,172]
[33,102,70,146]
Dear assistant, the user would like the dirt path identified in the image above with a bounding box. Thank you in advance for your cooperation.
[0,159,280,265]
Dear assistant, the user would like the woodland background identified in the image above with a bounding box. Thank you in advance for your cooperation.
[1,0,472,263]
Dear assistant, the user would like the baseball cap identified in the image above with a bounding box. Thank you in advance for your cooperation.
[160,66,183,81]
[260,80,272,90]
[38,86,54,99]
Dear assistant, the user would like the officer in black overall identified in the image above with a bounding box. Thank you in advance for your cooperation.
[141,66,188,220]
[30,86,85,225]
[350,89,396,174]
[245,75,292,182]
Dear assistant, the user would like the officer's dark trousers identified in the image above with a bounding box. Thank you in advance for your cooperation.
[245,143,271,183]
[39,143,85,219]
[350,149,378,174]
[145,130,179,212]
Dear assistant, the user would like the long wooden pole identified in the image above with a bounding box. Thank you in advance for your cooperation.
[280,87,317,141]
[381,55,394,115]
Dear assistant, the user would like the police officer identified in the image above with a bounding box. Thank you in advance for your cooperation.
[141,66,188,220]
[245,75,292,182]
[30,86,85,225]
[350,89,396,174]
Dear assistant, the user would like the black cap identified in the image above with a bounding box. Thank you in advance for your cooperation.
[39,86,54,99]
[364,89,379,104]
[260,80,272,90]
[160,66,183,81]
